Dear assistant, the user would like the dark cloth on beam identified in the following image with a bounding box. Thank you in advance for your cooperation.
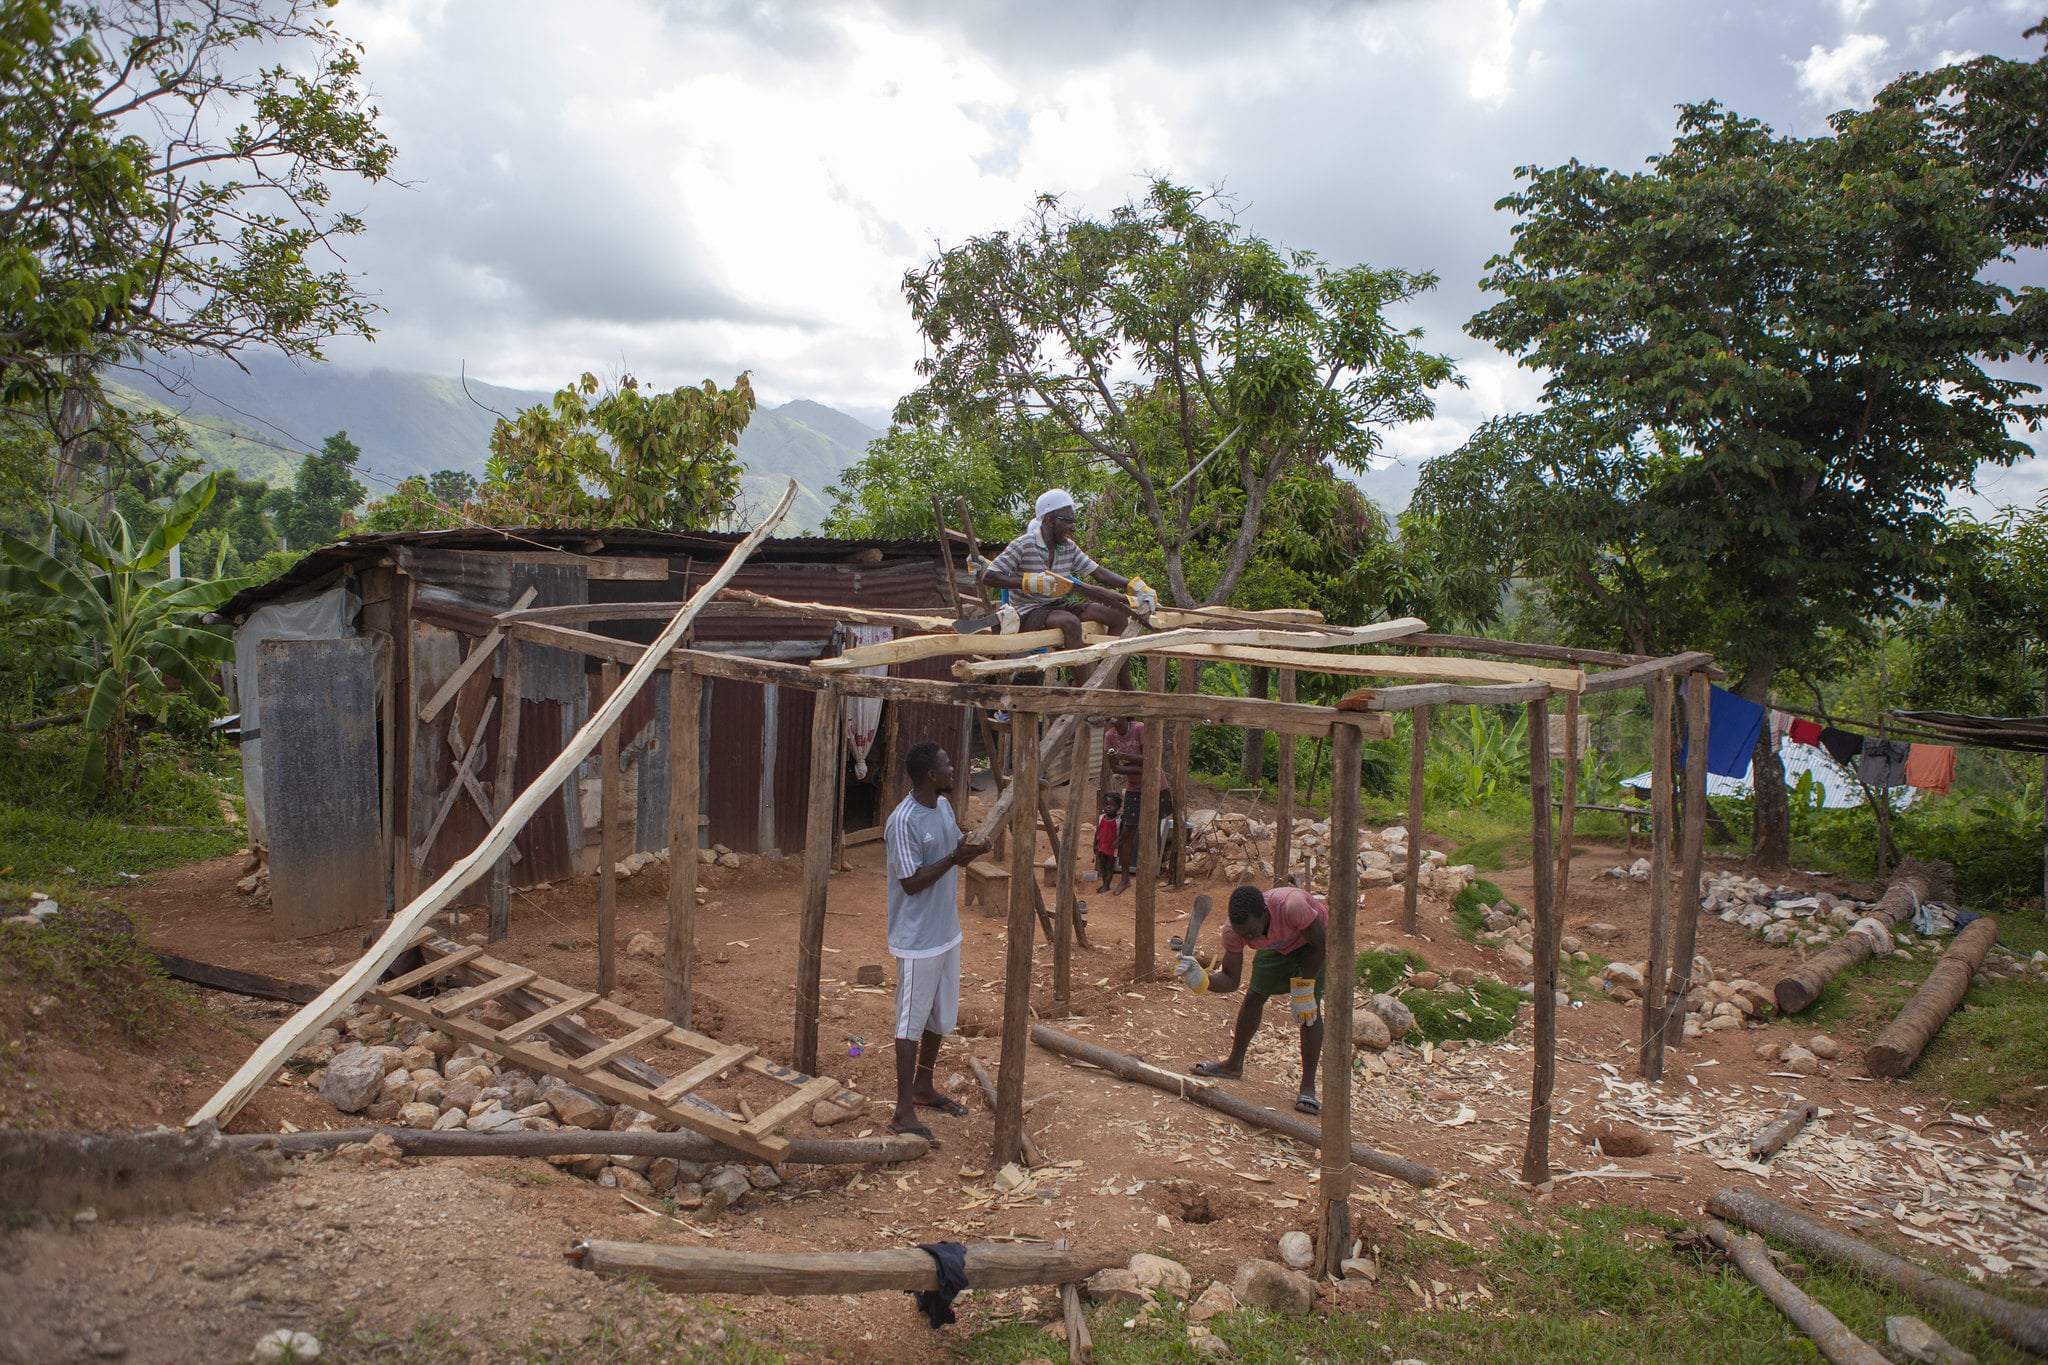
[1818,726,1864,767]
[910,1241,970,1327]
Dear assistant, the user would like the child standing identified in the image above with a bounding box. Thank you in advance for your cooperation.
[1094,791,1122,891]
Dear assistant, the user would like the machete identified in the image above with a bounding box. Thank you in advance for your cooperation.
[1169,893,1214,958]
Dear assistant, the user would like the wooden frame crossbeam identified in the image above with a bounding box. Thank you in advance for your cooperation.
[812,625,1109,673]
[1156,643,1585,693]
[952,618,1428,679]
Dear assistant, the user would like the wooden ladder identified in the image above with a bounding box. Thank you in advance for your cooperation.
[375,936,859,1163]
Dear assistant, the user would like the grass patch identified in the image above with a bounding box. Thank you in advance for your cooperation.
[0,891,189,1045]
[0,730,243,886]
[1355,948,1524,1043]
[1356,947,1430,993]
[1450,877,1513,940]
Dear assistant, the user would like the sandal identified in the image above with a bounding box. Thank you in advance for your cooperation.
[1294,1094,1321,1116]
[887,1121,939,1147]
[916,1096,970,1118]
[1190,1061,1243,1079]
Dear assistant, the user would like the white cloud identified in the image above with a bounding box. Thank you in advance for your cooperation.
[1796,32,1892,108]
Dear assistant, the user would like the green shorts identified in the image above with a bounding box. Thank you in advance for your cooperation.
[1249,944,1325,1000]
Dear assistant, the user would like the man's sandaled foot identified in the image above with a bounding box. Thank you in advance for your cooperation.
[915,1095,969,1118]
[1294,1093,1321,1116]
[1191,1061,1242,1079]
[887,1121,938,1147]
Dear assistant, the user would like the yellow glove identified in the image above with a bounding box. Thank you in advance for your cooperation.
[1175,954,1209,994]
[1020,570,1073,598]
[1124,576,1157,615]
[1289,977,1320,1027]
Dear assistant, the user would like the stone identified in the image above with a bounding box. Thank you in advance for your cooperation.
[1557,935,1582,955]
[466,1107,522,1134]
[251,1329,321,1363]
[318,1046,386,1113]
[398,1102,440,1130]
[1807,1034,1841,1060]
[855,964,886,987]
[1127,1252,1191,1299]
[702,1165,753,1212]
[745,1165,782,1189]
[1583,921,1622,942]
[1756,1041,1783,1061]
[611,1168,655,1195]
[547,1085,610,1129]
[1450,966,1477,987]
[625,930,661,960]
[1231,1260,1315,1316]
[431,1107,466,1131]
[1731,980,1774,1015]
[1587,1118,1654,1158]
[1500,944,1535,973]
[1885,1316,1974,1364]
[438,1082,480,1113]
[1340,1257,1378,1282]
[1351,1010,1391,1052]
[648,1158,682,1194]
[1780,1046,1820,1075]
[1188,1333,1232,1358]
[1603,961,1644,991]
[1408,971,1440,990]
[1364,993,1414,1040]
[1188,1281,1236,1322]
[1082,1268,1144,1305]
[1276,1231,1314,1270]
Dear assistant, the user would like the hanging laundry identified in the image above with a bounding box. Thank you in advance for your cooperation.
[1678,683,1766,780]
[841,624,892,778]
[1788,718,1823,746]
[1856,735,1910,789]
[1769,710,1794,751]
[1903,743,1956,795]
[1818,726,1863,767]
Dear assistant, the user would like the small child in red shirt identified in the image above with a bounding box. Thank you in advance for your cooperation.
[1094,791,1121,891]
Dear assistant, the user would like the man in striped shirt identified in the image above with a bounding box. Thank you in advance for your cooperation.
[982,488,1156,651]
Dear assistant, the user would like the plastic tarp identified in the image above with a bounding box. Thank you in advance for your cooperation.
[1621,742,1914,811]
[233,576,360,847]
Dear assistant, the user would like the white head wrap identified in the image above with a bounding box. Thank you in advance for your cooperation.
[1028,488,1076,544]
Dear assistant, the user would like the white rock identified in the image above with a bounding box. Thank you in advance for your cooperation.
[318,1046,386,1114]
[252,1329,321,1363]
[1276,1231,1314,1270]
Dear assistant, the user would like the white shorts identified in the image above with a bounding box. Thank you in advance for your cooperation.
[894,944,961,1040]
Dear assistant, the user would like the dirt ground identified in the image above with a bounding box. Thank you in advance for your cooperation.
[4,797,2046,1363]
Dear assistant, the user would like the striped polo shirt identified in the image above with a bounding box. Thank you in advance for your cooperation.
[989,526,1100,609]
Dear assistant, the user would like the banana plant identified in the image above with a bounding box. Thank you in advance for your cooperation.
[0,473,251,792]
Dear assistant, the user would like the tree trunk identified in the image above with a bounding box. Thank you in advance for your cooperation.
[1738,660,1789,869]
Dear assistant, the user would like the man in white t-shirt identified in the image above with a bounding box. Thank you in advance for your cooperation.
[883,740,987,1144]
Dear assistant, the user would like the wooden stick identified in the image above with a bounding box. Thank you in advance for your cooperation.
[1746,1101,1819,1161]
[665,666,703,1024]
[1707,1187,2048,1355]
[1521,697,1557,1187]
[955,618,1430,679]
[1772,861,1950,1014]
[568,1240,1122,1296]
[418,585,536,724]
[488,637,524,942]
[597,661,621,996]
[1030,1024,1436,1188]
[813,626,1106,672]
[716,588,954,632]
[1342,681,1552,710]
[411,696,496,869]
[1054,721,1090,1009]
[1134,666,1165,982]
[151,953,319,1005]
[186,481,801,1130]
[1665,672,1711,1048]
[1699,1220,1889,1365]
[1274,670,1296,882]
[1402,634,1653,668]
[994,710,1043,1169]
[1316,720,1362,1278]
[233,1125,924,1165]
[1146,640,1582,692]
[968,1054,1042,1166]
[794,684,842,1076]
[1402,706,1428,935]
[1553,690,1578,947]
[1058,1238,1093,1365]
[1639,674,1674,1081]
[1865,916,1999,1077]
[1579,651,1718,695]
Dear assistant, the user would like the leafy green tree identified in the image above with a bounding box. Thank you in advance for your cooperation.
[278,430,365,549]
[900,180,1458,608]
[428,468,479,507]
[824,418,1075,541]
[0,472,247,791]
[1416,51,2048,865]
[1904,499,2048,718]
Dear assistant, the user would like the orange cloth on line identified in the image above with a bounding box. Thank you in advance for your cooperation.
[1903,743,1956,794]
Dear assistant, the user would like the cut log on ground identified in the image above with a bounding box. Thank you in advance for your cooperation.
[0,1122,277,1220]
[1707,1186,2048,1355]
[1772,860,1951,1014]
[1700,1219,1888,1365]
[1746,1102,1819,1161]
[151,952,319,1005]
[1031,1024,1436,1189]
[567,1239,1123,1296]
[229,1126,927,1165]
[1864,917,1999,1078]
[185,480,800,1130]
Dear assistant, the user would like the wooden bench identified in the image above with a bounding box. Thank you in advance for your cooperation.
[1038,855,1060,888]
[1551,800,1652,849]
[963,860,1012,910]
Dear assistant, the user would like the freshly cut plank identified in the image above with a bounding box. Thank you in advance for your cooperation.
[812,625,1105,672]
[954,618,1428,679]
[1159,642,1583,692]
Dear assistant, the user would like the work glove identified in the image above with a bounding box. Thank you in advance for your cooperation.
[1175,954,1209,994]
[1020,570,1073,598]
[1289,977,1320,1027]
[995,603,1021,635]
[1124,577,1158,616]
[966,552,991,578]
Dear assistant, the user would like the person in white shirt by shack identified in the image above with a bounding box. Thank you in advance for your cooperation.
[882,740,987,1145]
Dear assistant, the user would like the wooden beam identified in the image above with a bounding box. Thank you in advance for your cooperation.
[1639,674,1675,1081]
[568,1018,675,1074]
[597,661,621,997]
[151,953,319,1005]
[664,667,703,1024]
[955,618,1430,679]
[994,709,1042,1168]
[1149,606,1327,630]
[1553,692,1579,952]
[1342,681,1552,710]
[652,1042,756,1104]
[1772,863,1949,1014]
[186,480,802,1130]
[1054,720,1090,1010]
[1403,633,1650,668]
[488,637,523,941]
[1579,651,1718,695]
[568,1240,1123,1297]
[419,585,536,724]
[1520,697,1557,1187]
[1166,643,1582,692]
[1134,664,1165,983]
[794,684,842,1075]
[1316,719,1362,1278]
[1665,672,1710,1049]
[1402,706,1428,934]
[499,990,599,1044]
[718,588,955,632]
[242,1124,922,1166]
[812,626,1106,672]
[1169,659,1198,886]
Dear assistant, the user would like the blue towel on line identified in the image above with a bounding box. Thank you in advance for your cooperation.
[1678,683,1765,781]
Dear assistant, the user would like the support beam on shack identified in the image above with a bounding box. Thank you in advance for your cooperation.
[795,683,842,1075]
[994,709,1042,1168]
[1316,718,1363,1277]
[665,666,702,1024]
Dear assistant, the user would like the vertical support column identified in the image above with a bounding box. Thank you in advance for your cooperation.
[596,661,621,996]
[391,568,416,905]
[488,638,524,942]
[1134,662,1166,982]
[1315,719,1361,1279]
[879,698,904,822]
[1274,671,1296,883]
[1170,660,1199,886]
[956,700,975,835]
[1665,672,1711,1048]
[1639,673,1675,1080]
[1553,691,1578,936]
[664,665,703,1025]
[1402,707,1429,935]
[1520,695,1559,1185]
[994,709,1042,1168]
[794,683,842,1076]
[1054,720,1091,1011]
[1240,666,1269,784]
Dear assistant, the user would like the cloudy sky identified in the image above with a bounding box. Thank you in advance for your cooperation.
[326,0,2048,508]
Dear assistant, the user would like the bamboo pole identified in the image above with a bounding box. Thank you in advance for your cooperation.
[1865,917,1999,1077]
[1054,721,1091,1010]
[1316,719,1361,1277]
[664,666,702,1025]
[597,661,621,997]
[1639,674,1674,1081]
[794,683,842,1076]
[187,480,800,1129]
[1699,1220,1889,1365]
[488,636,523,942]
[1274,671,1296,882]
[1665,672,1710,1048]
[568,1240,1123,1297]
[1521,697,1557,1186]
[1134,663,1165,982]
[1402,707,1428,934]
[1553,690,1577,928]
[994,710,1042,1168]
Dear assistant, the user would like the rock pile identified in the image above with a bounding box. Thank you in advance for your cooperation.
[1698,871,1867,947]
[1180,811,1476,902]
[1593,953,1776,1036]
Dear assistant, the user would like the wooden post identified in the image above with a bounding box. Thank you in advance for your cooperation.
[1240,666,1268,783]
[794,684,842,1076]
[1315,719,1361,1279]
[1638,673,1674,1080]
[597,661,620,996]
[487,637,522,942]
[1553,691,1578,936]
[1054,721,1091,1011]
[1134,663,1166,982]
[1169,659,1198,886]
[1520,696,1558,1186]
[1665,672,1710,1048]
[664,666,702,1025]
[878,698,903,821]
[956,700,974,835]
[831,728,849,873]
[994,709,1042,1168]
[1274,671,1296,883]
[1402,707,1429,935]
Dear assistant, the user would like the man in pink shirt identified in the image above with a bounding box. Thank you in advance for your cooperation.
[1179,884,1328,1115]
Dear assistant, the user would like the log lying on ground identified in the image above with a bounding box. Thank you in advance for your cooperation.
[1746,1102,1819,1161]
[1708,1186,2048,1355]
[186,481,800,1129]
[228,1126,926,1166]
[1864,917,1999,1078]
[0,1122,276,1219]
[1030,1024,1436,1188]
[1700,1219,1888,1365]
[152,952,320,1005]
[566,1239,1123,1295]
[1773,860,1950,1015]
